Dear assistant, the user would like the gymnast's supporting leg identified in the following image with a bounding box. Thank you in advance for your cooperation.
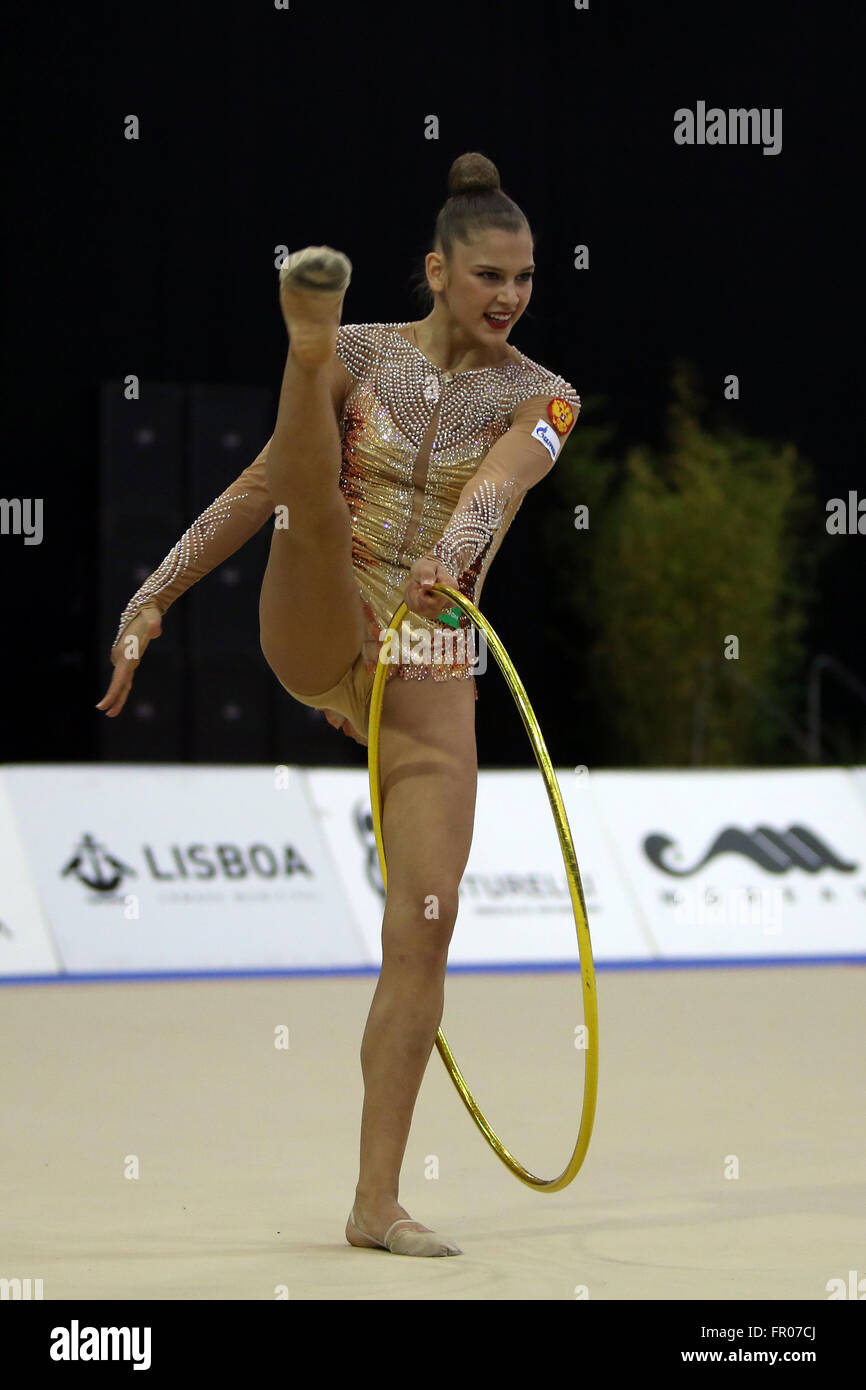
[347,674,478,1256]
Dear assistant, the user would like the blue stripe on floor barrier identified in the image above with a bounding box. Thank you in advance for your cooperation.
[1,954,865,986]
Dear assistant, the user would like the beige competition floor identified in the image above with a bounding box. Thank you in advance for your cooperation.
[1,964,863,1301]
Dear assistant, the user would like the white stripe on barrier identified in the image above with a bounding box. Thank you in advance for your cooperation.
[0,773,62,975]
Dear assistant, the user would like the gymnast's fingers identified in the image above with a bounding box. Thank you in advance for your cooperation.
[405,579,440,619]
[96,605,163,717]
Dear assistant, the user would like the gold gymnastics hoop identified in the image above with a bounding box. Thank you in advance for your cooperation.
[367,584,598,1192]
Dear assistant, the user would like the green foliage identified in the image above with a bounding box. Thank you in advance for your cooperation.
[542,363,821,765]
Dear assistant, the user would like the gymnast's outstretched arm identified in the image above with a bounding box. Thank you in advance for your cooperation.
[95,442,276,716]
[113,439,276,644]
[98,358,353,717]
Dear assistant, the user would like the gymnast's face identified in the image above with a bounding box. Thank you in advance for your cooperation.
[428,227,534,343]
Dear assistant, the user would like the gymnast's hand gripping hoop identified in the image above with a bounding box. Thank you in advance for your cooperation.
[367,584,599,1192]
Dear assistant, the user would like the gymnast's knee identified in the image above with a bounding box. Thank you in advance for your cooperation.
[381,886,459,967]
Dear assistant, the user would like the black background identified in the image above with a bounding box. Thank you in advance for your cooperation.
[2,0,862,767]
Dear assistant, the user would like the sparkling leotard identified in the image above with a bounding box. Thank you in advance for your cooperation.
[114,322,580,737]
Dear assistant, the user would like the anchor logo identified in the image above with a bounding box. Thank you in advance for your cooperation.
[61,833,137,894]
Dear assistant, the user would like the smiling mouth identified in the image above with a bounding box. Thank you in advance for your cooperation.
[484,311,513,326]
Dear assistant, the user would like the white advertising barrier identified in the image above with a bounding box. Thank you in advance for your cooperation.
[0,774,62,976]
[590,769,866,959]
[301,770,384,966]
[306,768,653,966]
[2,765,370,974]
[851,767,866,813]
[457,771,653,964]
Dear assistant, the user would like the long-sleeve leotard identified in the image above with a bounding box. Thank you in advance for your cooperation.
[112,322,580,687]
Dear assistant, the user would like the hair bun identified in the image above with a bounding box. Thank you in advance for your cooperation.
[447,151,501,197]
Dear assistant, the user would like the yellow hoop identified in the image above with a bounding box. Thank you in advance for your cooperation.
[367,584,598,1192]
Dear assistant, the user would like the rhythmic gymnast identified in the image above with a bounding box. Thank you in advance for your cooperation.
[97,151,580,1257]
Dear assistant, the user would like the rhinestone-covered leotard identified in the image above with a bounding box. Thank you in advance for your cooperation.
[113,322,580,737]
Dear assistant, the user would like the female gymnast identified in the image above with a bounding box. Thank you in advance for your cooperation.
[97,151,580,1257]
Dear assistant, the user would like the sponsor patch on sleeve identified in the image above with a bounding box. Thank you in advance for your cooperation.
[547,397,575,435]
[532,420,561,461]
